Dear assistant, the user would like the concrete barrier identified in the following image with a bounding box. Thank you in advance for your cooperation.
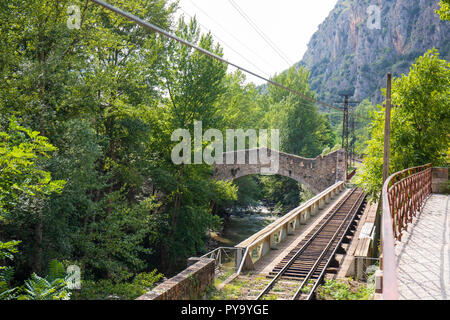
[235,181,346,271]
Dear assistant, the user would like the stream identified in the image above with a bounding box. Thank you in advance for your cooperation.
[209,204,280,248]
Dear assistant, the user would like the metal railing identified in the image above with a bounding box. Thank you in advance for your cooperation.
[347,168,357,180]
[200,247,240,270]
[200,181,347,288]
[381,163,432,299]
[200,247,242,285]
[234,181,346,273]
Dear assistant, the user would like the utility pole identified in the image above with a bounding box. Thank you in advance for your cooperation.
[341,95,349,170]
[341,95,348,149]
[350,114,355,169]
[382,73,392,184]
[336,93,360,176]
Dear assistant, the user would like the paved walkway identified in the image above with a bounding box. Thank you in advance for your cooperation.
[395,194,450,300]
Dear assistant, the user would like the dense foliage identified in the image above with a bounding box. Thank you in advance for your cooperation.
[0,0,336,299]
[437,0,450,21]
[357,49,449,198]
[1,0,447,301]
[0,119,67,299]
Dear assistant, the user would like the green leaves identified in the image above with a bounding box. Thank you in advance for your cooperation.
[437,0,450,21]
[265,66,334,157]
[20,260,72,300]
[1,248,71,300]
[72,270,164,300]
[0,117,65,217]
[0,240,20,261]
[316,278,374,300]
[0,241,21,300]
[19,273,71,300]
[357,49,449,199]
[163,16,227,130]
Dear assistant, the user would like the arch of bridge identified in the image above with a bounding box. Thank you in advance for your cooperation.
[212,148,347,194]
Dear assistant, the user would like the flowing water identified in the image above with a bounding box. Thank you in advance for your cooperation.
[210,204,280,247]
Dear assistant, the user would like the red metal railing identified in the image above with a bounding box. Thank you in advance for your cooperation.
[346,168,357,181]
[381,163,432,299]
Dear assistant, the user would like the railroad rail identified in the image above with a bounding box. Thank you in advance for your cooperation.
[256,188,366,300]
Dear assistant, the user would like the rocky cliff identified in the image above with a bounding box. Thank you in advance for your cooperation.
[298,0,450,105]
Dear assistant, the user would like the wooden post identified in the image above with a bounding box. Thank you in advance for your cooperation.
[382,73,392,184]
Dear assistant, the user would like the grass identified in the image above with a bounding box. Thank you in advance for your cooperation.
[261,294,277,300]
[301,280,315,295]
[202,274,270,300]
[208,278,249,300]
[316,278,374,300]
[213,269,235,287]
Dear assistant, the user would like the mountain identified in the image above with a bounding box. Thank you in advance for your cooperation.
[298,0,450,105]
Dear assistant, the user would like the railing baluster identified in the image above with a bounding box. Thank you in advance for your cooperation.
[381,163,432,299]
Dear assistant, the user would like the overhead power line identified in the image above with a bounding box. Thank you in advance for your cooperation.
[228,0,293,67]
[88,0,344,113]
[178,8,271,78]
[88,0,377,123]
[187,0,279,71]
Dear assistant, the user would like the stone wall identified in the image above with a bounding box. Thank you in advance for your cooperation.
[212,148,347,194]
[432,167,448,194]
[136,258,215,300]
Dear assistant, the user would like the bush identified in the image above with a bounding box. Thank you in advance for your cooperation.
[316,278,374,300]
[73,270,163,300]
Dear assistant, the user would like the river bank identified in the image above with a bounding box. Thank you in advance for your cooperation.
[206,203,282,250]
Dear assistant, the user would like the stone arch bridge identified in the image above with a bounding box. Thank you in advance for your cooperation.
[212,148,347,194]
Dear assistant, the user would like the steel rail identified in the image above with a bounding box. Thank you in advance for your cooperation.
[296,191,365,300]
[235,181,345,249]
[256,188,358,300]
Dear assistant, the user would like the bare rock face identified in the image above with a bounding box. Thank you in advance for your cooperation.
[298,0,449,105]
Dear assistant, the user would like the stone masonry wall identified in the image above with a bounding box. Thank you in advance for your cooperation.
[212,148,347,194]
[136,258,215,300]
[432,167,448,194]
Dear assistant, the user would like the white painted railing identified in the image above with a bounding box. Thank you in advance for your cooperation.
[235,181,346,272]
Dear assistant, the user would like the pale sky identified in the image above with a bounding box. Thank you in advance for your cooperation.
[175,0,338,85]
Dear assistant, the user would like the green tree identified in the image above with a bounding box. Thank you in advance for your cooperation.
[0,0,176,289]
[0,118,65,215]
[353,99,377,158]
[437,0,450,21]
[0,118,65,299]
[147,16,237,272]
[216,70,267,130]
[256,66,335,208]
[357,49,449,198]
[265,66,335,157]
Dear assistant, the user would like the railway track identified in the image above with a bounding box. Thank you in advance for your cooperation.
[256,188,366,300]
